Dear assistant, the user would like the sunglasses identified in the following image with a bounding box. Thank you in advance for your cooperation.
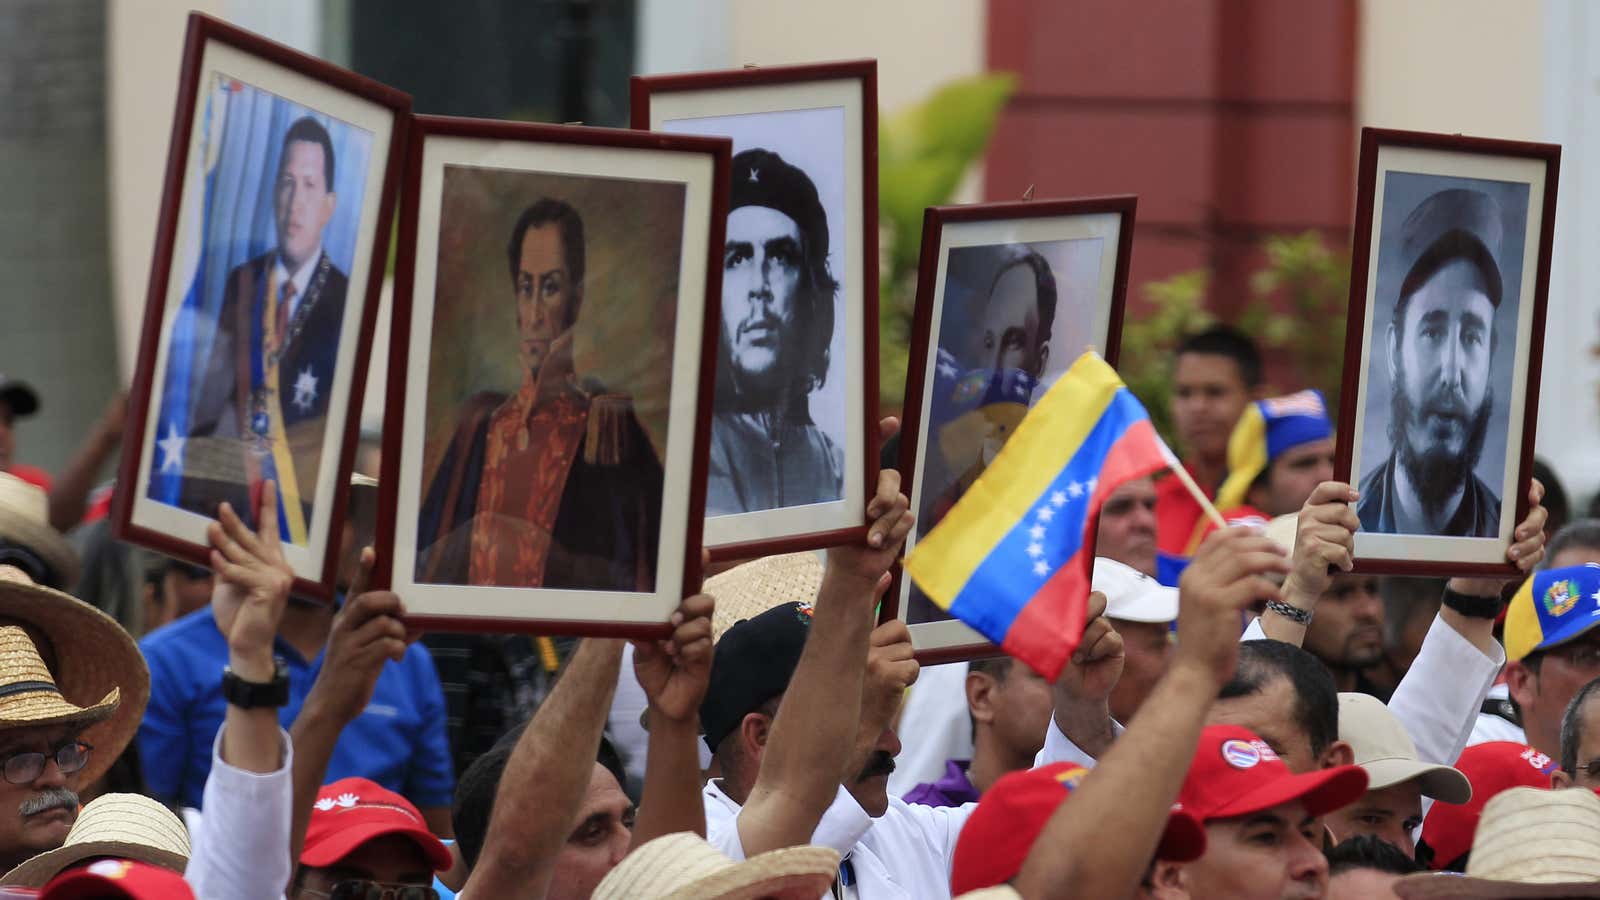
[302,882,439,900]
[2,741,91,785]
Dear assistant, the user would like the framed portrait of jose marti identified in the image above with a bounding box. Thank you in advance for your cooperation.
[1334,127,1559,577]
[631,60,880,559]
[115,13,409,600]
[893,197,1138,661]
[375,115,730,636]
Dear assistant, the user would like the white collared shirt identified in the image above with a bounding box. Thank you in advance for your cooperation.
[185,726,294,900]
[271,244,323,322]
[1468,682,1527,747]
[704,779,973,899]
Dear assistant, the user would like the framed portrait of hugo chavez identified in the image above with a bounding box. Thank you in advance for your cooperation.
[115,13,408,600]
[894,197,1137,661]
[631,60,880,560]
[1335,127,1559,577]
[376,115,729,636]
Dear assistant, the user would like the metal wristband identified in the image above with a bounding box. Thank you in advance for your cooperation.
[1266,598,1313,625]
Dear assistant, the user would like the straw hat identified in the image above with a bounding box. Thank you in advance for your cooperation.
[1,793,189,886]
[0,578,148,785]
[591,832,838,900]
[1397,787,1600,898]
[705,552,824,642]
[0,472,79,590]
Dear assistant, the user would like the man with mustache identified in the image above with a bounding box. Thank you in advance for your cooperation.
[705,148,843,515]
[1358,188,1507,537]
[181,116,349,543]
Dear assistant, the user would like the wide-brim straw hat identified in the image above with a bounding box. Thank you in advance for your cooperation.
[0,473,80,590]
[705,552,824,643]
[1397,787,1600,898]
[592,832,838,900]
[1,793,189,886]
[0,575,148,784]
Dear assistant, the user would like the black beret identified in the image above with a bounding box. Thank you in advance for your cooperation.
[729,148,829,265]
[698,600,814,753]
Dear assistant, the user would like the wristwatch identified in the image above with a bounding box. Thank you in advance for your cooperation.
[221,660,290,709]
[1440,586,1505,620]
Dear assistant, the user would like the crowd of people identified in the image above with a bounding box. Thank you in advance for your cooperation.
[0,312,1596,900]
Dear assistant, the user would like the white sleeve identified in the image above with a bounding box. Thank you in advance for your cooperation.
[703,782,873,861]
[1033,716,1126,769]
[1242,618,1268,641]
[892,797,976,865]
[185,727,294,900]
[1388,614,1504,765]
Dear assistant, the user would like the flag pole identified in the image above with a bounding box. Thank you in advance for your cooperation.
[1167,462,1228,531]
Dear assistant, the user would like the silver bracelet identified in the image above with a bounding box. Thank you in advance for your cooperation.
[1266,598,1313,625]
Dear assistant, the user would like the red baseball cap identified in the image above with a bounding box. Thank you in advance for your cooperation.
[302,778,453,872]
[40,859,192,899]
[950,762,1206,895]
[1177,725,1368,822]
[1417,741,1556,871]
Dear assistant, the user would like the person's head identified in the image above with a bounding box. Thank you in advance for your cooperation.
[1326,694,1470,856]
[0,792,189,887]
[1385,189,1504,520]
[139,557,212,633]
[1544,519,1600,571]
[0,377,39,473]
[1414,742,1556,872]
[1212,640,1350,773]
[1147,725,1367,900]
[1094,558,1177,723]
[1302,574,1385,673]
[1401,787,1600,898]
[291,778,450,900]
[969,245,1056,380]
[453,726,631,899]
[592,832,838,900]
[1504,564,1600,758]
[953,763,1205,895]
[1324,835,1423,900]
[273,116,336,272]
[966,655,1054,780]
[1380,578,1443,676]
[1555,675,1600,789]
[1215,391,1335,519]
[37,858,194,900]
[1096,477,1159,576]
[506,199,585,381]
[0,473,80,592]
[719,149,835,409]
[1172,326,1263,465]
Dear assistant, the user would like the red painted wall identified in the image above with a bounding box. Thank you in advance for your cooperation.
[985,0,1357,327]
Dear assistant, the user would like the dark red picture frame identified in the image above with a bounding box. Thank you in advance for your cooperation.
[113,13,411,603]
[1333,127,1559,578]
[892,196,1139,663]
[631,60,881,562]
[374,114,731,638]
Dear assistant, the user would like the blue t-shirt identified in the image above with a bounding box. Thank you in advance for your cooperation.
[137,607,455,812]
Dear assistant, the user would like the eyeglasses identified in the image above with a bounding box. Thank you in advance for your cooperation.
[301,882,439,900]
[2,741,91,785]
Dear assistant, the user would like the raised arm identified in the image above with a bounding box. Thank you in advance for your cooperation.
[47,390,125,531]
[1259,481,1359,645]
[460,638,623,899]
[1041,591,1126,764]
[629,592,715,847]
[1014,529,1290,900]
[735,468,913,857]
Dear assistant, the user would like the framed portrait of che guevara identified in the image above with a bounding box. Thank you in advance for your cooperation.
[894,197,1138,661]
[1334,127,1560,577]
[631,60,880,560]
[375,114,729,636]
[115,13,409,601]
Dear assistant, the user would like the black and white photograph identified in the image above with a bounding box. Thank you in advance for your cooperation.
[895,198,1135,657]
[378,115,727,634]
[1337,128,1559,575]
[633,61,879,556]
[117,15,407,594]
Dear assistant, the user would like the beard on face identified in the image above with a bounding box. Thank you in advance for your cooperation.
[1389,356,1493,520]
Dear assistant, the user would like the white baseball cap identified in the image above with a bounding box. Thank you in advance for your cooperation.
[1093,557,1178,624]
[1338,693,1471,803]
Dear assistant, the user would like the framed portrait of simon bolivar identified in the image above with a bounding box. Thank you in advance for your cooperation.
[375,115,730,635]
[115,14,409,600]
[632,60,881,559]
[892,197,1138,661]
[1334,128,1559,577]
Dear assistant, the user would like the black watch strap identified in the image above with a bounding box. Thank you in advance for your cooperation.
[221,661,290,709]
[1441,586,1505,620]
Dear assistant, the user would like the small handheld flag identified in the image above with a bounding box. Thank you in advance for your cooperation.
[905,352,1177,680]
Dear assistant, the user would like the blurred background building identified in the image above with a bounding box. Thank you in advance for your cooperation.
[4,0,1596,508]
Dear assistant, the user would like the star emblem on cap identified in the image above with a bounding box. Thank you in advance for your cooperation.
[749,167,760,183]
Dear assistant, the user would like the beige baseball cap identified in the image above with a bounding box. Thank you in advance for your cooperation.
[1338,693,1471,803]
[1093,557,1177,624]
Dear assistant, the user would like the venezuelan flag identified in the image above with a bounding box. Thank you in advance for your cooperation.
[905,352,1176,679]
